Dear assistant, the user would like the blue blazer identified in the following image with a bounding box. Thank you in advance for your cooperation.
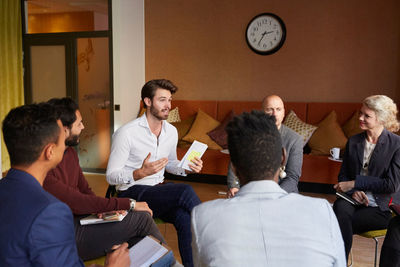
[0,169,83,266]
[339,129,400,211]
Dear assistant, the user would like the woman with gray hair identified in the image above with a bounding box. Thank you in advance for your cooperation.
[332,95,400,260]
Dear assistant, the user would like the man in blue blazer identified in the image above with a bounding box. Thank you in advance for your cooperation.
[0,103,129,267]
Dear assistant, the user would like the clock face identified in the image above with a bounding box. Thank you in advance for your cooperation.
[246,13,286,55]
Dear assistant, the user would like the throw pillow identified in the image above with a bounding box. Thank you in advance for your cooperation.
[283,110,317,146]
[308,111,348,155]
[167,107,181,123]
[171,115,196,140]
[342,111,363,138]
[207,110,235,149]
[182,109,222,150]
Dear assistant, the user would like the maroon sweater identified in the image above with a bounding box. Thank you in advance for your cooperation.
[44,147,130,215]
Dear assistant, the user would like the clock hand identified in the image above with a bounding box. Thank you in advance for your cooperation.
[258,31,267,45]
[265,31,274,34]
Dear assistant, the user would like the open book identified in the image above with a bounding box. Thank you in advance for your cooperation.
[80,211,128,225]
[129,236,174,267]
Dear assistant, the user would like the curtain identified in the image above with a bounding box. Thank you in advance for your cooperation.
[0,0,24,173]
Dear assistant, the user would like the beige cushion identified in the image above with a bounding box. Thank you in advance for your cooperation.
[182,109,222,150]
[283,110,317,146]
[137,107,181,123]
[308,111,348,155]
[342,111,363,138]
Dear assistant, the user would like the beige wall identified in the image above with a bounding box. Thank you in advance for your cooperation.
[145,0,400,103]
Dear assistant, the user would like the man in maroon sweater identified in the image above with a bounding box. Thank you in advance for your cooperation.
[43,98,165,261]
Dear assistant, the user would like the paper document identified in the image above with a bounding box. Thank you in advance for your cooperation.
[80,211,128,225]
[178,140,208,171]
[130,236,170,267]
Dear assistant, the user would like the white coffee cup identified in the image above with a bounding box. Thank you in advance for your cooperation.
[330,147,340,159]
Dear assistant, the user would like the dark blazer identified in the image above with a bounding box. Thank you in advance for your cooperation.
[0,169,83,266]
[339,129,400,211]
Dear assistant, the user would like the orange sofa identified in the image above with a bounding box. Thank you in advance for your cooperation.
[170,100,362,186]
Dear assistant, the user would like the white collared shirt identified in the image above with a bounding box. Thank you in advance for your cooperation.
[106,115,186,191]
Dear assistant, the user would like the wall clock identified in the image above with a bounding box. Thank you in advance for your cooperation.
[245,13,286,55]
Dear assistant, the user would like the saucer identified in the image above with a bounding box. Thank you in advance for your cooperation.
[328,156,343,162]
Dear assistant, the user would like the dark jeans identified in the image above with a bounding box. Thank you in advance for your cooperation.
[118,183,201,267]
[74,210,164,261]
[380,216,400,267]
[333,198,392,260]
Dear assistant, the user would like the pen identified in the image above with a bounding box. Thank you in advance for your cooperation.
[104,247,116,254]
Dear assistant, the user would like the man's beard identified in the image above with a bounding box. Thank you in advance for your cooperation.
[149,105,169,120]
[65,134,80,146]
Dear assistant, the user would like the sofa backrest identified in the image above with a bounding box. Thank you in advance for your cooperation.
[172,100,218,120]
[307,102,361,125]
[144,100,361,126]
[217,101,308,122]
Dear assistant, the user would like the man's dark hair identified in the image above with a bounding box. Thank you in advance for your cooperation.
[47,97,79,128]
[141,79,178,108]
[2,103,60,166]
[226,110,282,185]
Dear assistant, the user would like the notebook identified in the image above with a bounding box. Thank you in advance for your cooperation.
[80,211,128,225]
[336,192,362,206]
[129,235,173,267]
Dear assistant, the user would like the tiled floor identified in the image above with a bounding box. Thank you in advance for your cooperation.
[86,174,384,267]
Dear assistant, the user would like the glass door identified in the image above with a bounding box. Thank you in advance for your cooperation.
[22,0,112,172]
[76,37,110,169]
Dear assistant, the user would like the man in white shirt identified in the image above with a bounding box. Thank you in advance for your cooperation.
[191,111,346,267]
[106,79,203,267]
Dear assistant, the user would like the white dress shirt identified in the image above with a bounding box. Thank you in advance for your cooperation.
[191,180,346,267]
[106,115,186,191]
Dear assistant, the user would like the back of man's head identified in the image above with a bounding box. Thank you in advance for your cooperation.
[226,110,282,185]
[47,97,79,128]
[2,103,59,166]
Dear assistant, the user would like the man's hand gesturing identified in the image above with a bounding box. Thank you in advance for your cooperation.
[133,153,168,180]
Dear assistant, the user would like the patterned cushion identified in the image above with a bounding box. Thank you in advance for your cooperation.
[167,107,181,123]
[283,110,317,146]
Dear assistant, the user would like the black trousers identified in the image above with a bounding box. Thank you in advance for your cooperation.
[333,198,392,259]
[74,210,164,261]
[380,216,400,267]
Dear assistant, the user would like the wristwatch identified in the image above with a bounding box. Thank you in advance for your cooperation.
[129,199,136,211]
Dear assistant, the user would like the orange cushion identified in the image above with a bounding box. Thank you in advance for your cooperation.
[172,115,196,140]
[308,111,348,155]
[342,111,363,138]
[182,109,222,150]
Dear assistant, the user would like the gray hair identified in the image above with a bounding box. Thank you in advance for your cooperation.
[363,95,399,132]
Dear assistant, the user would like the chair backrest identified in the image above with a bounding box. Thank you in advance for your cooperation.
[105,185,116,198]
